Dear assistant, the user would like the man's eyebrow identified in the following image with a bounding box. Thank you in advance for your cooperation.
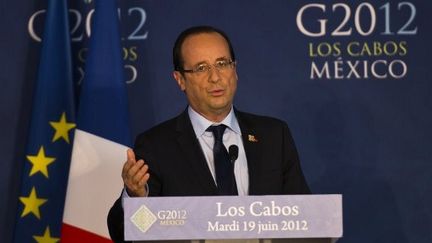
[215,56,230,61]
[189,57,230,67]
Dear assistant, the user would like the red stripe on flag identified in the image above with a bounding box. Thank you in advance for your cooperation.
[61,223,112,243]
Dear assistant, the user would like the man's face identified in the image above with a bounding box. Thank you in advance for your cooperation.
[174,32,238,122]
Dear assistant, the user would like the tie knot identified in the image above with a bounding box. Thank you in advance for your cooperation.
[207,124,227,142]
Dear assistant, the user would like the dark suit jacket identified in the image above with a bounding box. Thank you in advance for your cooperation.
[107,109,310,242]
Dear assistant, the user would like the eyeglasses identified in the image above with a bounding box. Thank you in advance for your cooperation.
[180,59,236,74]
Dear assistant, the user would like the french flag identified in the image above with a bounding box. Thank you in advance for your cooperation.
[62,0,131,241]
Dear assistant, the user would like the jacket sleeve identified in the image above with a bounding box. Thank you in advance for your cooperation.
[107,194,130,243]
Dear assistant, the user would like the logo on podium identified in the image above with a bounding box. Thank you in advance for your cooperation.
[130,205,157,233]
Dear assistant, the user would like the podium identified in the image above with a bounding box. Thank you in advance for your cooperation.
[123,195,342,242]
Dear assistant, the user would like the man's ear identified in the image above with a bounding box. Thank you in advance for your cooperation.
[173,71,186,91]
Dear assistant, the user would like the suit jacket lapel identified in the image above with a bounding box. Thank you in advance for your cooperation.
[175,110,218,194]
[235,110,263,195]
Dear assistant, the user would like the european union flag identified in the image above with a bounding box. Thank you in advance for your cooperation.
[12,0,75,242]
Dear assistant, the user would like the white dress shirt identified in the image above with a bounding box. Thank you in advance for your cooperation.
[188,106,249,196]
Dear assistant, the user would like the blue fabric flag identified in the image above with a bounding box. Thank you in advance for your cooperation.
[61,0,131,241]
[12,0,75,242]
[77,0,131,146]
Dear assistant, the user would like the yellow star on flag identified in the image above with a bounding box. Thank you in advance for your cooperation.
[27,146,56,178]
[33,226,59,243]
[19,187,47,219]
[49,112,76,143]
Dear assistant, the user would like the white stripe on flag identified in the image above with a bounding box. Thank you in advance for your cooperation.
[63,129,127,238]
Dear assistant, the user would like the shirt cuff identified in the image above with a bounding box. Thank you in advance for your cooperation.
[121,184,149,206]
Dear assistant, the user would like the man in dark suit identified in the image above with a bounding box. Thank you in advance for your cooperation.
[107,25,310,242]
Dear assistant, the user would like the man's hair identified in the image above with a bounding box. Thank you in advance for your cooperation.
[173,25,236,72]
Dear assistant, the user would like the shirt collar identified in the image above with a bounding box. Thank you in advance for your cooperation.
[188,106,241,137]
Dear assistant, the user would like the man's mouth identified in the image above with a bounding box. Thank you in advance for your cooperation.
[209,89,225,96]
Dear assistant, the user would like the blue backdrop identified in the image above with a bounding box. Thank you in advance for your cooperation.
[1,0,431,242]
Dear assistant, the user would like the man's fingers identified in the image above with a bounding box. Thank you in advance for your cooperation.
[125,167,149,197]
[133,164,149,184]
[122,158,137,178]
[125,159,144,179]
[138,173,150,187]
[126,149,136,162]
[122,149,136,176]
[122,150,149,197]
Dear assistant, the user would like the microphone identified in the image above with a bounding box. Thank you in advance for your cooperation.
[228,145,239,163]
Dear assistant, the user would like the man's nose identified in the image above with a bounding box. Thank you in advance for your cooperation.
[208,66,222,83]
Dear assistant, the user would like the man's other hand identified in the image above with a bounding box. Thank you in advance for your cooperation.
[122,149,150,197]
